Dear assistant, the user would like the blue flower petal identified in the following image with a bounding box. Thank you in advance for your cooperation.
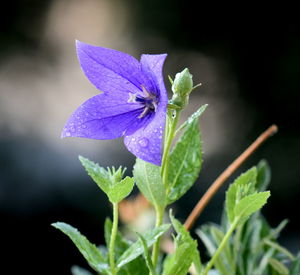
[62,93,145,139]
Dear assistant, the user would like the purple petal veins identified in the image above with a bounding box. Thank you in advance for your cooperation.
[62,41,167,165]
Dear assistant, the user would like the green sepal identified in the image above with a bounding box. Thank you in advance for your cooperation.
[167,105,207,204]
[52,222,108,274]
[133,158,166,208]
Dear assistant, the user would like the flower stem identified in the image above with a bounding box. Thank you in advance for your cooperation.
[109,202,119,275]
[150,108,181,273]
[161,109,181,191]
[203,217,239,275]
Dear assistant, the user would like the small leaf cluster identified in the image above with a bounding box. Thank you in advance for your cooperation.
[52,220,169,275]
[79,156,134,204]
[198,161,300,275]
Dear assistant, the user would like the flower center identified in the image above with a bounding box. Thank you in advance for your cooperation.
[128,86,158,118]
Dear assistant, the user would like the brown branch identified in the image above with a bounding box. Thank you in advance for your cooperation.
[184,124,278,231]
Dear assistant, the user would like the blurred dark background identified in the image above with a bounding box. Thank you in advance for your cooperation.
[0,0,299,274]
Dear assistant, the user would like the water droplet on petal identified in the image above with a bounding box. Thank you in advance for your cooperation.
[139,138,149,147]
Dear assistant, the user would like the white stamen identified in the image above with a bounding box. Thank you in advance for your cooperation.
[128,93,137,103]
[138,106,150,118]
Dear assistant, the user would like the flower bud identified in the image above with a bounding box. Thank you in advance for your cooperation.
[172,68,193,97]
[170,68,193,108]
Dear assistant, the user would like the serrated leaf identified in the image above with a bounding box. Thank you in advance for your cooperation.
[163,242,194,275]
[79,156,110,193]
[108,176,134,203]
[71,266,94,275]
[79,156,133,203]
[118,256,149,275]
[133,158,166,208]
[225,167,257,222]
[256,160,271,191]
[117,224,170,268]
[167,212,202,274]
[167,105,207,203]
[52,222,108,274]
[176,104,208,133]
[235,191,270,220]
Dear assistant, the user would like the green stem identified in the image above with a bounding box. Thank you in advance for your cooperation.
[161,109,181,191]
[203,218,240,275]
[109,202,119,275]
[151,107,181,273]
[151,206,164,273]
[232,223,244,274]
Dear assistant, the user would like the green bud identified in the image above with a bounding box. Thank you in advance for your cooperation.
[170,68,193,108]
[172,68,193,97]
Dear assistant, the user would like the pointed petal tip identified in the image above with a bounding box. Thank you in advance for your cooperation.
[75,39,85,50]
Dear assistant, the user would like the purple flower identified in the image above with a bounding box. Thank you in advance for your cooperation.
[62,41,168,166]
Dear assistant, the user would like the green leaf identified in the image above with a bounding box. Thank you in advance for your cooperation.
[137,233,157,275]
[210,226,235,272]
[117,224,170,268]
[52,222,108,274]
[79,156,133,203]
[163,242,195,275]
[290,252,300,275]
[79,156,110,193]
[225,167,257,222]
[104,219,148,275]
[167,105,207,203]
[235,191,270,220]
[71,266,94,275]
[196,226,230,275]
[133,158,166,208]
[268,258,289,275]
[164,212,202,275]
[108,176,135,203]
[256,160,271,191]
[264,239,295,261]
[175,104,208,133]
[268,219,288,240]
